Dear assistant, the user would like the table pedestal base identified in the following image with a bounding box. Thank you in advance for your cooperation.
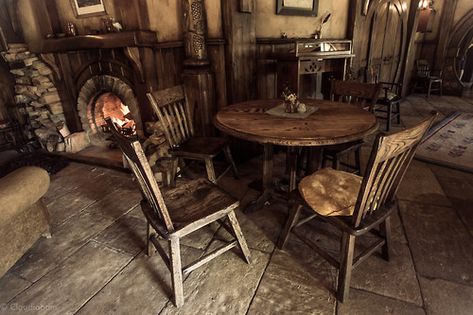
[243,144,322,213]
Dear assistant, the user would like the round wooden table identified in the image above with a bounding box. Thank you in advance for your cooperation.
[214,99,378,211]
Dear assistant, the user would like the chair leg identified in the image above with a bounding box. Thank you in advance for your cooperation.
[223,145,239,179]
[337,232,356,302]
[380,216,392,261]
[427,80,433,98]
[396,101,401,125]
[146,223,155,256]
[278,203,303,249]
[169,237,184,307]
[169,157,179,187]
[355,147,361,175]
[204,158,217,184]
[227,210,251,264]
[439,81,443,96]
[386,103,392,132]
[333,155,340,170]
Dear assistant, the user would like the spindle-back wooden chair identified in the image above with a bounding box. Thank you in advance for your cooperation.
[278,113,437,302]
[323,80,381,174]
[366,64,402,132]
[413,59,443,97]
[147,85,238,183]
[105,118,251,308]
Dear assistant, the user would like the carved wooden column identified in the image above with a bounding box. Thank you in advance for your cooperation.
[181,0,215,136]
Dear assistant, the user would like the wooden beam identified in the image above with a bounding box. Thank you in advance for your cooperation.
[400,0,421,96]
[221,0,257,103]
[239,0,253,13]
[433,0,459,70]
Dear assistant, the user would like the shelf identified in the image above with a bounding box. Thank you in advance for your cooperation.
[39,30,158,53]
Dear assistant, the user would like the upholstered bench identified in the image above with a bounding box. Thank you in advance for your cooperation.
[0,166,50,278]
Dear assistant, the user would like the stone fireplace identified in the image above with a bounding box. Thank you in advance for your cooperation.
[77,75,142,147]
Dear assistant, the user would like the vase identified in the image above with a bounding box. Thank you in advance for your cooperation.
[284,101,297,113]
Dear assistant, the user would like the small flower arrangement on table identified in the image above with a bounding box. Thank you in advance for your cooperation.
[282,87,307,113]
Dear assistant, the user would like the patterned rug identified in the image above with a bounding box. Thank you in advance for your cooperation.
[416,112,473,173]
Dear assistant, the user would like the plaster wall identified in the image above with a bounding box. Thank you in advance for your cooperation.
[146,0,222,40]
[17,0,42,51]
[453,0,473,25]
[17,0,222,47]
[255,0,350,39]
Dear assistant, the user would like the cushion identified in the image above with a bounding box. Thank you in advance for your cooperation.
[298,168,362,216]
[379,91,398,101]
[0,166,50,224]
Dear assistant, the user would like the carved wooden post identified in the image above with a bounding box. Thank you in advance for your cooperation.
[182,0,215,136]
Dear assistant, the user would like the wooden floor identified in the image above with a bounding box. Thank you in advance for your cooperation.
[1,94,473,314]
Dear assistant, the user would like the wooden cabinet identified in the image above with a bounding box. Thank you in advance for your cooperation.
[263,39,354,100]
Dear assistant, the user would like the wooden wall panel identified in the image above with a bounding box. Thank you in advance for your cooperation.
[113,0,150,31]
[222,0,257,103]
[208,43,228,109]
[256,41,293,99]
[0,0,23,44]
[433,0,459,70]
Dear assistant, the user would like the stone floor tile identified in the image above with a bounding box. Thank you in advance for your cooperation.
[405,96,439,116]
[82,188,141,219]
[397,161,451,207]
[216,204,286,254]
[126,205,146,221]
[351,240,423,306]
[431,166,473,236]
[400,200,473,286]
[43,164,105,204]
[179,223,220,250]
[442,96,473,113]
[8,242,132,315]
[402,114,428,128]
[46,189,98,227]
[93,214,148,255]
[0,273,31,303]
[11,212,114,282]
[248,238,336,315]
[77,247,203,315]
[337,289,425,315]
[419,277,473,315]
[159,240,269,315]
[218,174,253,200]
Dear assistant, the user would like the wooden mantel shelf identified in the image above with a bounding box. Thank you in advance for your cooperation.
[39,30,158,53]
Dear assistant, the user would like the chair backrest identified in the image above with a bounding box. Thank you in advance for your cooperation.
[416,59,431,78]
[105,118,175,234]
[352,113,437,227]
[330,80,381,112]
[147,85,194,148]
[366,64,401,97]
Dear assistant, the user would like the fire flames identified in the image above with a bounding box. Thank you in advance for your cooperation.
[96,92,136,134]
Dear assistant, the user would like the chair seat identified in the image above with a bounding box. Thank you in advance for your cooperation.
[378,91,399,102]
[298,168,362,216]
[170,137,228,158]
[163,178,238,226]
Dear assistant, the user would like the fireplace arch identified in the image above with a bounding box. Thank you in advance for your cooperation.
[77,75,143,146]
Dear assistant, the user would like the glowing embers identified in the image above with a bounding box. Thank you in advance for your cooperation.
[95,92,136,135]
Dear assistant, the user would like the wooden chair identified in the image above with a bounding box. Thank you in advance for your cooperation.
[412,59,443,97]
[147,85,238,184]
[278,113,437,302]
[323,80,381,174]
[105,118,251,308]
[375,81,402,131]
[366,64,402,132]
